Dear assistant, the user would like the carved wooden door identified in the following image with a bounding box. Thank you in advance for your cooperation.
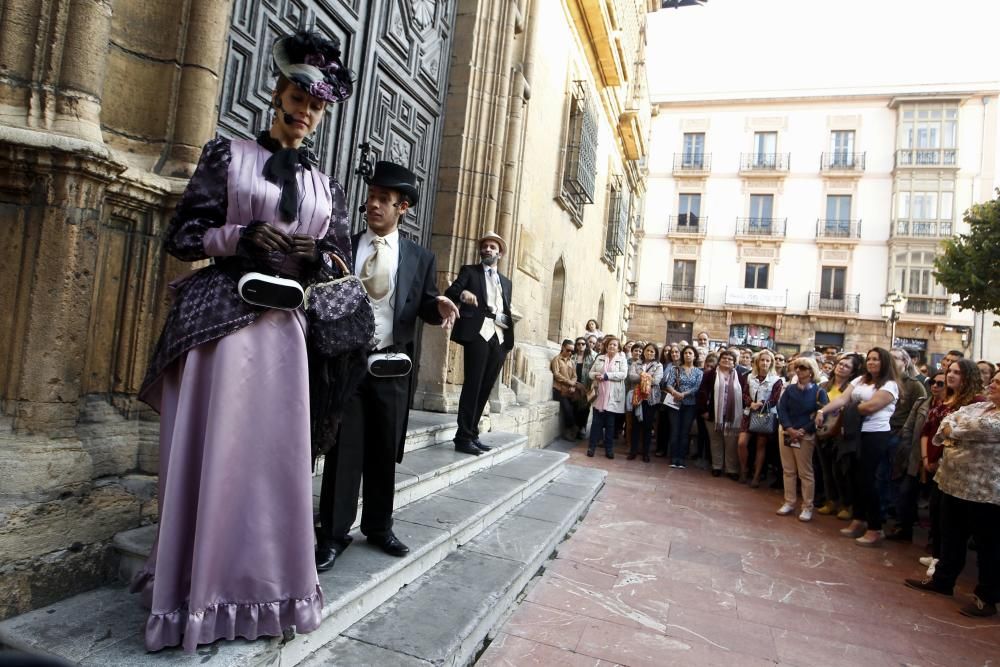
[217,0,455,248]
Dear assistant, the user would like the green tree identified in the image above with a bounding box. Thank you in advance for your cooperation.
[934,189,1000,322]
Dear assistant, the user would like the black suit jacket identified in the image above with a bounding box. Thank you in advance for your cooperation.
[444,263,515,351]
[351,231,443,355]
[352,231,443,462]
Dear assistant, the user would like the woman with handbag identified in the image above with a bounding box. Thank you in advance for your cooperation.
[738,349,783,487]
[627,343,663,462]
[588,336,629,458]
[776,357,829,521]
[655,345,682,457]
[697,349,746,477]
[664,345,703,468]
[132,32,354,652]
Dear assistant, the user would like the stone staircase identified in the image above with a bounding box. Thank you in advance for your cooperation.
[0,411,605,666]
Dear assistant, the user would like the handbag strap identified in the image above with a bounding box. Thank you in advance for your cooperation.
[324,251,352,277]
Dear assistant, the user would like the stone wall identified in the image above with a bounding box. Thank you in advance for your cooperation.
[0,0,232,618]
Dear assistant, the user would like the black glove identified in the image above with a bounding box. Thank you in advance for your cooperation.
[238,221,292,258]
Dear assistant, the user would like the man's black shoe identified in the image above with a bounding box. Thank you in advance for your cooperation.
[315,543,344,573]
[885,529,913,542]
[455,440,483,456]
[368,532,410,557]
[473,438,493,452]
[904,577,953,596]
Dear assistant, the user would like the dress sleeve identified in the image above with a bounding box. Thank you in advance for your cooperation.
[164,138,231,262]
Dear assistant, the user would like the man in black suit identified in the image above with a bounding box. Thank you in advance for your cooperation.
[445,232,515,456]
[315,162,459,571]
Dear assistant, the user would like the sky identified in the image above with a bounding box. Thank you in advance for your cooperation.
[647,0,1000,100]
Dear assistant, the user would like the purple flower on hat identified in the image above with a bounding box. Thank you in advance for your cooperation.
[304,53,327,69]
[310,80,334,101]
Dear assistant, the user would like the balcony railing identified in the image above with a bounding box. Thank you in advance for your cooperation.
[736,217,786,237]
[905,298,949,316]
[667,214,708,235]
[739,152,790,173]
[672,153,712,173]
[895,148,957,167]
[808,292,860,314]
[820,152,866,172]
[816,219,862,239]
[893,220,954,238]
[659,284,706,304]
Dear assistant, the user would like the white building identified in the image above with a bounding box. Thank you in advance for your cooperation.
[628,84,1000,365]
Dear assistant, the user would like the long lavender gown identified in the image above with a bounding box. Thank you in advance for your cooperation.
[133,138,345,652]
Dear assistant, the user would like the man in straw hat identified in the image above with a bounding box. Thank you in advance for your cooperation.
[445,232,516,455]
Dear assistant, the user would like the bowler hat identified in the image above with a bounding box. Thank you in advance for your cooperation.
[369,161,419,206]
[479,231,506,255]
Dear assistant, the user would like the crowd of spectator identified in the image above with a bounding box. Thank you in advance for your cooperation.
[549,322,1000,620]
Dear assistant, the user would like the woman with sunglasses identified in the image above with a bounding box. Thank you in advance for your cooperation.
[905,369,1000,618]
[912,359,984,560]
[816,354,863,518]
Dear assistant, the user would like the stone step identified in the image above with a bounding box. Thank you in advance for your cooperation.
[0,447,572,666]
[299,464,607,667]
[311,409,459,478]
[114,429,527,583]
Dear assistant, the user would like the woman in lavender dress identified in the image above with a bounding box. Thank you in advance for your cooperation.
[132,32,354,652]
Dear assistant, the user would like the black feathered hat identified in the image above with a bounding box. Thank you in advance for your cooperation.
[272,31,353,104]
[369,161,419,206]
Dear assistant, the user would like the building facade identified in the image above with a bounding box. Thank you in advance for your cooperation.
[0,0,655,619]
[629,85,1000,365]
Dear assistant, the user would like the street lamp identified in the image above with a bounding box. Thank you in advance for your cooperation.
[880,290,907,347]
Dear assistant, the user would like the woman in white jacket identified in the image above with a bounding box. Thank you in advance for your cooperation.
[588,336,629,459]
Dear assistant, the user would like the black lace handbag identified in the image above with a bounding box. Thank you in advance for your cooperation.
[304,252,375,357]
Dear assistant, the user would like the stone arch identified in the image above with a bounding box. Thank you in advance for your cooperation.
[547,258,567,342]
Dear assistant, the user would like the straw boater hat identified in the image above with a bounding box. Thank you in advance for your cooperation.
[272,31,353,104]
[478,231,506,255]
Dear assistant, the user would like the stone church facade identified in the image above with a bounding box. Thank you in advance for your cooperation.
[0,0,656,617]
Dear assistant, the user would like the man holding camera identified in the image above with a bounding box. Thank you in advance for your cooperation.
[445,232,515,455]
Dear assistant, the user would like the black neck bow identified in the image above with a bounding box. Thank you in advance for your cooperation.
[257,132,313,222]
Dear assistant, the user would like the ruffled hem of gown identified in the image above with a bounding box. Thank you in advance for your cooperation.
[130,569,324,653]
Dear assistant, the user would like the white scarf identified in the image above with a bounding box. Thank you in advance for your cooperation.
[713,369,744,433]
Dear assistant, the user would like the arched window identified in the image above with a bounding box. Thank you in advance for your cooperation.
[597,294,605,334]
[547,259,566,342]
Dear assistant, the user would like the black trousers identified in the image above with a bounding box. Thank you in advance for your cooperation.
[853,431,892,530]
[933,493,1000,604]
[456,334,507,444]
[318,370,409,547]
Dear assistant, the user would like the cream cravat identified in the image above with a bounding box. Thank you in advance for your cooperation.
[361,236,390,300]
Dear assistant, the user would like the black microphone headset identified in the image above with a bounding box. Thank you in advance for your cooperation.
[273,97,296,126]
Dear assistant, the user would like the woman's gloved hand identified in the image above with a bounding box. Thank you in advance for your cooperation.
[238,222,292,257]
[287,234,319,262]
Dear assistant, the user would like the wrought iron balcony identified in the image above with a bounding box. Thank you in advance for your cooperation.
[659,284,706,304]
[895,148,957,167]
[736,217,786,237]
[892,220,954,238]
[672,153,712,174]
[739,152,790,173]
[808,292,860,314]
[816,219,862,239]
[820,152,866,172]
[667,214,707,236]
[905,298,949,316]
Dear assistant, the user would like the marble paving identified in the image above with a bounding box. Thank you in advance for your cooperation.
[478,438,1000,666]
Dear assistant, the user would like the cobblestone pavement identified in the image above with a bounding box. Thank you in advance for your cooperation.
[478,438,1000,666]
